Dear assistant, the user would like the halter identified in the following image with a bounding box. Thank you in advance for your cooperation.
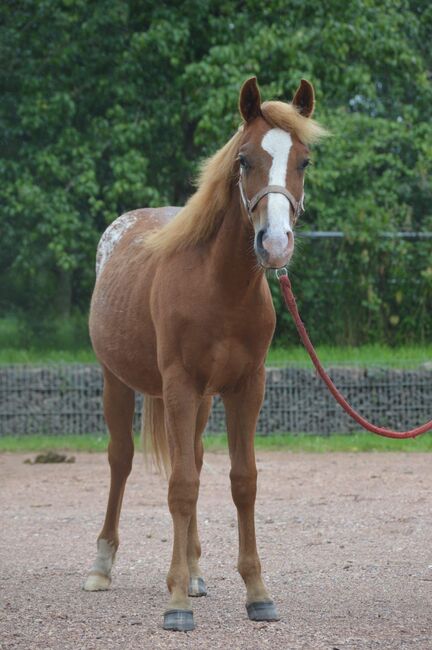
[238,169,304,224]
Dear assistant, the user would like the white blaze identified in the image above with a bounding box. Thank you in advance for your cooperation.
[261,128,293,237]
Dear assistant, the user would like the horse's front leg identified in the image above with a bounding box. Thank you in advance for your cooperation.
[222,369,280,623]
[162,371,201,632]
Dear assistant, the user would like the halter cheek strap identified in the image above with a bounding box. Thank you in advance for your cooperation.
[239,171,304,224]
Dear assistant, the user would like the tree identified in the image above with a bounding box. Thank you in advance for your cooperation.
[1,0,431,343]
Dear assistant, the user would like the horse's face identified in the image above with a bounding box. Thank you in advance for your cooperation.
[238,121,309,268]
[238,78,315,270]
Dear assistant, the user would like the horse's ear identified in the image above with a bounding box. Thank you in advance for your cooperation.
[239,77,262,122]
[292,79,315,118]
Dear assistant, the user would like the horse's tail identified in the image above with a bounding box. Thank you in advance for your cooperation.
[141,395,171,476]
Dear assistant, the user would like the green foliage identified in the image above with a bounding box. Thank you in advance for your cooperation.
[0,348,96,363]
[276,111,432,345]
[0,313,91,356]
[1,0,431,344]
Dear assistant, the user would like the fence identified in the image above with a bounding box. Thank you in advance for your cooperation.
[0,363,431,436]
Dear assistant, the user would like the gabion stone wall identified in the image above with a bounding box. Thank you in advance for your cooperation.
[208,366,432,434]
[0,364,431,436]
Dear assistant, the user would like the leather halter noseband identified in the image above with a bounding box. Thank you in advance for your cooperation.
[238,170,304,224]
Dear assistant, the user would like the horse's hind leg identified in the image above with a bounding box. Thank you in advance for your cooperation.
[187,396,212,598]
[84,366,135,591]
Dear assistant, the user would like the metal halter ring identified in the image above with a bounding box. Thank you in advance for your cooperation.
[275,268,288,279]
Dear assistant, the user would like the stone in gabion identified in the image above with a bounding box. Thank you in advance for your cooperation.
[0,364,431,436]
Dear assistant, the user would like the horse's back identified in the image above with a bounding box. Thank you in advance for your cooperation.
[96,206,180,277]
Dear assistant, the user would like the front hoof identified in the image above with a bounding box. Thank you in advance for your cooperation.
[188,576,207,597]
[246,600,280,622]
[163,609,195,632]
[83,572,111,591]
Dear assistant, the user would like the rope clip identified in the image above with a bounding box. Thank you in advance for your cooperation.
[275,267,288,280]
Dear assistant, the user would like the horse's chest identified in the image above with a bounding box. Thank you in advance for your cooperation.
[195,318,273,394]
[196,339,252,394]
[154,275,275,394]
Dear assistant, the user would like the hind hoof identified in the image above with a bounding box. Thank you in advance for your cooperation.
[246,600,280,622]
[163,609,195,632]
[83,573,111,591]
[188,577,207,597]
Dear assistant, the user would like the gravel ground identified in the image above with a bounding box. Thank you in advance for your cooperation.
[1,450,431,650]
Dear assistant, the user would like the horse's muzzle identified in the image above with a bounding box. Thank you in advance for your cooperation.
[255,229,294,269]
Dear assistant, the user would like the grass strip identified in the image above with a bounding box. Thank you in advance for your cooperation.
[267,344,432,368]
[0,345,431,367]
[1,432,431,454]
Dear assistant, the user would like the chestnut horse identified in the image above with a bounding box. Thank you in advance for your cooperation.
[84,77,326,631]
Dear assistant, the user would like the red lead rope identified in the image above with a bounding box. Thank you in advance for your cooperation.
[279,274,432,439]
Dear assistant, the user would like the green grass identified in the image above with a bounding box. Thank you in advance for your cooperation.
[267,344,432,368]
[1,432,431,454]
[0,344,431,366]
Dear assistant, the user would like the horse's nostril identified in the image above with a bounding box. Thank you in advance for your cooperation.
[287,230,294,253]
[255,229,270,262]
[256,229,266,251]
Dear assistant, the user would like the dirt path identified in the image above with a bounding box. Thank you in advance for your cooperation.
[1,450,431,649]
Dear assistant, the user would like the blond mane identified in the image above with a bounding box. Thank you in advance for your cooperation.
[261,101,328,145]
[145,101,327,257]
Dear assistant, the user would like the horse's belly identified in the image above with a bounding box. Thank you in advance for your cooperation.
[90,288,163,395]
[90,210,175,395]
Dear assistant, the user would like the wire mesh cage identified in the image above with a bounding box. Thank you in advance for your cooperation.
[0,363,431,436]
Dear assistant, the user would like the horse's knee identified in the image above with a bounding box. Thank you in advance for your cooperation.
[168,473,199,517]
[230,468,257,508]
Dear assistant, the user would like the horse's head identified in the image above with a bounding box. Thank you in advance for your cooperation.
[237,77,315,269]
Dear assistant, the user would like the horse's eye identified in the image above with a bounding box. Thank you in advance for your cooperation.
[300,159,310,170]
[239,154,250,170]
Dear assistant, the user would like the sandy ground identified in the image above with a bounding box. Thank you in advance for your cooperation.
[1,450,431,650]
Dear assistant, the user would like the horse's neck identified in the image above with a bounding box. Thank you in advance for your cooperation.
[207,192,264,298]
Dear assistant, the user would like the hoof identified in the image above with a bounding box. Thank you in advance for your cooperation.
[83,572,111,591]
[246,600,280,622]
[188,576,207,597]
[163,609,195,632]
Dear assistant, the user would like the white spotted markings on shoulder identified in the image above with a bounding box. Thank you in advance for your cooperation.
[96,213,138,277]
